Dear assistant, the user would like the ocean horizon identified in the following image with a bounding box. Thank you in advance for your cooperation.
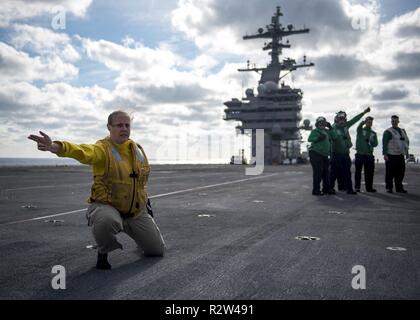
[0,158,229,167]
[0,157,81,167]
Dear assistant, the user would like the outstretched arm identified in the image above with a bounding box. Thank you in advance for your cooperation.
[28,131,62,153]
[347,107,370,128]
[28,131,105,166]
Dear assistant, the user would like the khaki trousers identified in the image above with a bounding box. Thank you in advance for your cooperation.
[86,203,165,255]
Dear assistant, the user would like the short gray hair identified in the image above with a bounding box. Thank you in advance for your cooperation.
[107,110,132,125]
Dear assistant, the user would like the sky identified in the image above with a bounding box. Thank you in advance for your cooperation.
[0,0,419,163]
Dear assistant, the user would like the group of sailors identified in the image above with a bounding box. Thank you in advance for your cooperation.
[308,107,410,195]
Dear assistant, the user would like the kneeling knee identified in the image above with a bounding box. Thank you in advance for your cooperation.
[93,217,122,234]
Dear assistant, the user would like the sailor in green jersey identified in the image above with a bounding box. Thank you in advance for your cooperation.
[308,116,337,196]
[354,116,378,192]
[329,107,371,194]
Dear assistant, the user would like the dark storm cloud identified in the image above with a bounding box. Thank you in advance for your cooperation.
[372,88,409,100]
[385,52,420,80]
[396,25,420,38]
[312,54,374,81]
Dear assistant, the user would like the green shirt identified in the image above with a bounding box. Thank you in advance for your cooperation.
[356,122,378,155]
[308,127,337,157]
[383,130,392,155]
[331,111,367,154]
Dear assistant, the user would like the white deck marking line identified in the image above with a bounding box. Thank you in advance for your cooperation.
[148,173,279,199]
[1,174,237,192]
[2,177,181,192]
[1,209,87,226]
[1,173,279,226]
[3,183,91,192]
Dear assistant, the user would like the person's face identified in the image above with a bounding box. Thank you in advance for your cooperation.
[107,114,131,144]
[391,117,399,128]
[336,117,346,127]
[365,119,373,128]
[317,121,326,129]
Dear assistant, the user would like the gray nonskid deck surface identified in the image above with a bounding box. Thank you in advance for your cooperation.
[0,164,419,299]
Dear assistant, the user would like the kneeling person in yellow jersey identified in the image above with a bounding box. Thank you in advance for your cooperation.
[28,110,165,270]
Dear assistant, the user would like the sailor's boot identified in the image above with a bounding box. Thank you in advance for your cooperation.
[96,253,111,270]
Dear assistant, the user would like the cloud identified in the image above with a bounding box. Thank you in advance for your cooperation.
[0,81,101,122]
[0,0,92,27]
[0,42,78,82]
[171,0,375,56]
[0,81,113,159]
[10,24,81,62]
[11,24,70,51]
[351,83,412,101]
[82,38,179,72]
[190,54,219,76]
[0,98,28,115]
[311,54,375,81]
[362,7,420,71]
[396,25,420,38]
[391,6,420,37]
[136,84,211,104]
[1,0,419,160]
[385,52,420,80]
[371,88,409,101]
[81,37,232,107]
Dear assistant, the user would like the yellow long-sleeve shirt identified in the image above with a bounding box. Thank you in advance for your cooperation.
[55,139,135,176]
[55,137,149,216]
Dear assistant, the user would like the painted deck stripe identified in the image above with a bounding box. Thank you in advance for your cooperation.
[1,173,278,226]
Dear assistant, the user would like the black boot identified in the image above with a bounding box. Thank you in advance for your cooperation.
[325,189,336,195]
[96,253,111,270]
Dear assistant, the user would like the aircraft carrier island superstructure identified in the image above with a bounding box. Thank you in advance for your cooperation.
[224,6,314,165]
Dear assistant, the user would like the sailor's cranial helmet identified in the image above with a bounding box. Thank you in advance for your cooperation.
[315,116,326,126]
[335,110,347,122]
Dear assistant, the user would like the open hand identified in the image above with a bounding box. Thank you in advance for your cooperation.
[28,131,54,152]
